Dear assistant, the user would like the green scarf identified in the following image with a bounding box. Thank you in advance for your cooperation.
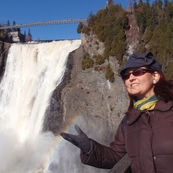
[133,95,158,111]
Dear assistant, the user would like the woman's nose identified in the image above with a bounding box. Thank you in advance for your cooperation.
[129,73,136,81]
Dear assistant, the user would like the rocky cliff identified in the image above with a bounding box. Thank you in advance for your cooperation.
[43,34,131,172]
[0,42,10,81]
[44,44,129,134]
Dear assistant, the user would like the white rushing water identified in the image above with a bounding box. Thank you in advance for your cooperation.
[0,40,81,173]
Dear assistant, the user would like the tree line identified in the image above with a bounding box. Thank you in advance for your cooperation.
[134,0,173,79]
[78,0,173,81]
[78,0,128,82]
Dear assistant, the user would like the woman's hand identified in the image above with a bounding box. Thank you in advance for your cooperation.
[60,125,92,153]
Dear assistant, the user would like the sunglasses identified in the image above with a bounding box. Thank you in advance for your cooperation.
[121,68,154,80]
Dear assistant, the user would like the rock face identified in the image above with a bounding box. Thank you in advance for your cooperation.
[0,42,10,81]
[44,36,130,172]
[45,44,129,137]
[81,33,105,56]
[7,31,25,42]
[64,46,129,136]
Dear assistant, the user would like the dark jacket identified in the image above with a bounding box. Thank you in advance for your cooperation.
[80,100,173,173]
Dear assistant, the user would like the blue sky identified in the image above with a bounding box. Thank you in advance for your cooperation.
[0,0,131,40]
[0,0,129,40]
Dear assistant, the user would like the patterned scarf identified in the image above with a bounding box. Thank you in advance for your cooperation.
[133,95,158,111]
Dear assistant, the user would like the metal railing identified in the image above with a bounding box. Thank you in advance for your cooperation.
[0,19,87,30]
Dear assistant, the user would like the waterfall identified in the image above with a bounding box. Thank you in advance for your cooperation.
[0,40,81,173]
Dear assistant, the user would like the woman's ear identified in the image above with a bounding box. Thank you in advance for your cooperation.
[152,72,161,84]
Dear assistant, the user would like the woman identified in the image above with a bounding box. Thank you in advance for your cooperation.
[61,52,173,173]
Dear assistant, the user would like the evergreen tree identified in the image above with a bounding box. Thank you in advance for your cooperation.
[79,0,173,79]
[12,21,16,26]
[139,0,144,7]
[27,29,32,41]
[24,31,26,37]
[164,0,168,7]
[7,20,10,26]
[12,20,17,31]
[24,31,27,41]
[77,22,84,33]
[165,2,173,18]
[158,0,163,9]
[6,20,11,32]
[146,0,150,7]
[133,0,138,9]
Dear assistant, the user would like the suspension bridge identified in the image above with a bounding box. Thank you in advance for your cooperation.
[0,18,88,30]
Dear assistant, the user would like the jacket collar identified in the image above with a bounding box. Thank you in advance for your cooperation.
[127,107,142,125]
[154,100,173,111]
[127,100,173,125]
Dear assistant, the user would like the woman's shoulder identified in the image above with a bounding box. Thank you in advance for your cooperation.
[155,99,173,111]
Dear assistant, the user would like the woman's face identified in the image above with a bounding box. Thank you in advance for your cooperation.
[124,67,160,99]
